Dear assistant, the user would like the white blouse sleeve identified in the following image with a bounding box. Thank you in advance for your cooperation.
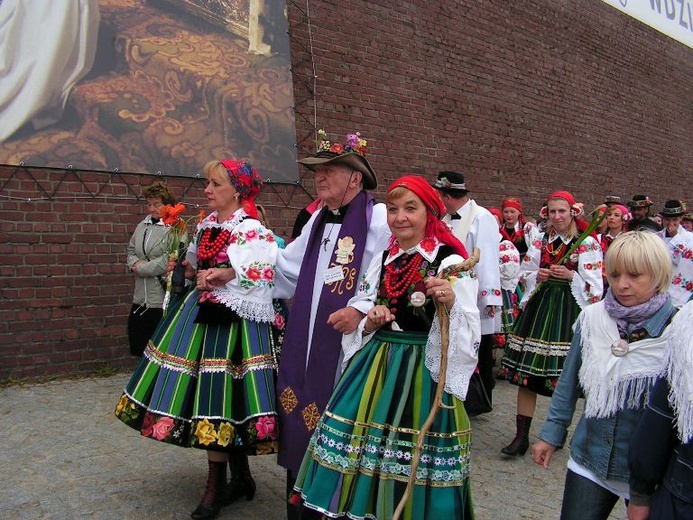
[341,253,384,369]
[569,236,604,309]
[210,219,279,322]
[499,240,521,290]
[518,235,543,308]
[425,254,481,401]
[523,222,540,250]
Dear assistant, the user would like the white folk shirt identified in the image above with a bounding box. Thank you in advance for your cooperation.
[443,200,503,335]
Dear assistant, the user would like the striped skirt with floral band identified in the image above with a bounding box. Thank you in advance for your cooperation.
[293,329,474,520]
[498,278,580,397]
[115,287,281,454]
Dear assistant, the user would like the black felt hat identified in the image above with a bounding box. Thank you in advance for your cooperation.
[659,200,686,218]
[432,171,468,192]
[627,195,653,208]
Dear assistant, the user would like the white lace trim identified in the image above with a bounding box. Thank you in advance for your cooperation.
[196,209,251,233]
[210,287,275,323]
[666,302,693,442]
[425,301,479,401]
[341,317,373,372]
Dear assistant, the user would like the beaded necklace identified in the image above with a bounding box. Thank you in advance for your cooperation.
[197,228,231,260]
[382,253,423,299]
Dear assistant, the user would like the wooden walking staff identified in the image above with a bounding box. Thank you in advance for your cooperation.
[392,248,480,520]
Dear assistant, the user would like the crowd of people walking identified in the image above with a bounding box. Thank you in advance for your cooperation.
[116,130,693,519]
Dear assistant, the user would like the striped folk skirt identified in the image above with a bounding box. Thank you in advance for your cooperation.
[115,288,280,454]
[293,330,474,520]
[498,278,580,397]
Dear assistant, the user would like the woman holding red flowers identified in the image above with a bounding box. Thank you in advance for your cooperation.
[116,160,284,520]
[291,176,480,519]
[498,191,603,457]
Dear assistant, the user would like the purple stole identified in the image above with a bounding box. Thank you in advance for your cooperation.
[277,191,374,473]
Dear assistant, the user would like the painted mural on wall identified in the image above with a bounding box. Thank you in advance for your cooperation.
[0,0,298,182]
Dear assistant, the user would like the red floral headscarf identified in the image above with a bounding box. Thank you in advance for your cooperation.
[542,190,592,235]
[387,175,467,258]
[220,159,263,219]
[501,197,523,213]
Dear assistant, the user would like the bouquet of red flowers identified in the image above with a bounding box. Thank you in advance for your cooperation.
[159,204,204,312]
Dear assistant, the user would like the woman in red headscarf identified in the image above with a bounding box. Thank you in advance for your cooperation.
[497,190,604,457]
[115,160,285,519]
[500,197,539,257]
[291,175,481,519]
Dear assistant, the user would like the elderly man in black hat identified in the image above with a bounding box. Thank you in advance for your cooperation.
[271,130,390,519]
[626,195,662,232]
[657,199,691,244]
[434,170,501,410]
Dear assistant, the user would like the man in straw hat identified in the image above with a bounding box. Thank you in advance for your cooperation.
[626,194,662,233]
[434,170,502,409]
[272,130,390,518]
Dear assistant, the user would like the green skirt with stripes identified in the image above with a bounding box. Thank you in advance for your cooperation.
[115,288,280,454]
[293,329,474,520]
[498,278,579,397]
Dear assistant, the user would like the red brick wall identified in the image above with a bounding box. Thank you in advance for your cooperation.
[2,0,692,379]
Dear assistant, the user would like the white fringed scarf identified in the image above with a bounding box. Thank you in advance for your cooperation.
[577,301,669,419]
[665,301,693,443]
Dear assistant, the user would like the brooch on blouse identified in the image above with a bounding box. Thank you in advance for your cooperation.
[410,291,426,307]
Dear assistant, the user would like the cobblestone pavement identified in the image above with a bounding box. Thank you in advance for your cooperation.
[1,372,626,520]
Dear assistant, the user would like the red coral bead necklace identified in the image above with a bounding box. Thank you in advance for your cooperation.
[383,253,423,299]
[197,228,230,260]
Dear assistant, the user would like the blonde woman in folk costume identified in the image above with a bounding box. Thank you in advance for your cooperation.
[498,190,604,457]
[116,160,283,519]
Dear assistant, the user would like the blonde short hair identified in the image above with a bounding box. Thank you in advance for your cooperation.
[605,231,672,293]
[203,160,229,185]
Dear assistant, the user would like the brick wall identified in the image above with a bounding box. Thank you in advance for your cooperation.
[2,0,692,379]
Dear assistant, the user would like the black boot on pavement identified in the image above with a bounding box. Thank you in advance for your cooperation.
[191,460,229,520]
[227,448,256,504]
[501,414,533,457]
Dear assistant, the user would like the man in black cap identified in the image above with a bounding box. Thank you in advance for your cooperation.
[627,195,662,232]
[272,130,390,519]
[657,199,691,244]
[434,170,501,410]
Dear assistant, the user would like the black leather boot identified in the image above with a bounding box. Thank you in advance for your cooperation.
[227,449,256,504]
[501,414,533,456]
[191,460,229,519]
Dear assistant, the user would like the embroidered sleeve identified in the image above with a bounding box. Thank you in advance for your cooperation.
[211,220,278,322]
[523,222,540,249]
[570,236,604,309]
[499,240,521,290]
[341,254,384,370]
[518,236,543,308]
[425,254,481,401]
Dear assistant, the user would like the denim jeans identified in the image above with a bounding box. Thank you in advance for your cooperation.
[560,470,624,520]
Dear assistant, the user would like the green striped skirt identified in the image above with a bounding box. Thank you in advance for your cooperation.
[115,288,280,454]
[293,329,474,520]
[498,278,579,397]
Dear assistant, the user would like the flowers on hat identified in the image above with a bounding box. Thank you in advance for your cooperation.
[316,129,368,156]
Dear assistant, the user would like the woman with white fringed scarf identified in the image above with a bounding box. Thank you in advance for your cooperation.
[530,232,677,520]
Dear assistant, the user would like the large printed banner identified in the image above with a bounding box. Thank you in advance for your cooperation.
[603,0,693,50]
[0,0,298,182]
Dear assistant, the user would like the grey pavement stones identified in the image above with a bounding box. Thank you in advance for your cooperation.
[1,374,626,520]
